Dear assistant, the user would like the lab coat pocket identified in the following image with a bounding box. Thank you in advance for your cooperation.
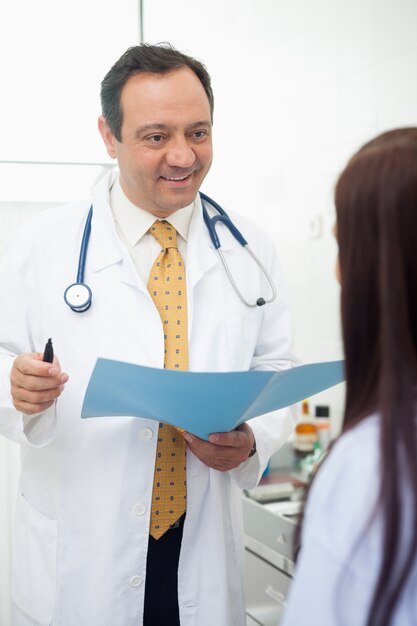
[11,492,58,625]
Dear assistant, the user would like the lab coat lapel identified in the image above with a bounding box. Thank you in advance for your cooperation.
[88,171,149,293]
[186,193,236,290]
[186,194,217,294]
[186,193,236,334]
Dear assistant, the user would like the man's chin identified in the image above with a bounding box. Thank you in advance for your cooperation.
[148,204,189,218]
[150,194,197,217]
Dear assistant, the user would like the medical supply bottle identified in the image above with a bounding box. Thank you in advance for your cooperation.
[293,399,318,459]
[314,405,331,452]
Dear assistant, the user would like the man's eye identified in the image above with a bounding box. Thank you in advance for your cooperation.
[148,135,164,143]
[194,130,207,139]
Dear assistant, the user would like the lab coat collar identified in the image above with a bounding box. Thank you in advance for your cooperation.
[110,176,194,246]
[89,169,126,273]
[199,193,237,252]
[186,192,235,294]
[88,171,236,293]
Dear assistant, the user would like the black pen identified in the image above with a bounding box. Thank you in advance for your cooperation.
[43,338,54,363]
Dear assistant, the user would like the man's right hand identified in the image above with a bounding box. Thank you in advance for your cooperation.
[10,353,69,415]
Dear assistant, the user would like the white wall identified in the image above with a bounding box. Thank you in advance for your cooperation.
[0,0,140,163]
[143,0,417,429]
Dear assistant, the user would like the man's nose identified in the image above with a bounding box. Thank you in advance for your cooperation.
[165,137,196,168]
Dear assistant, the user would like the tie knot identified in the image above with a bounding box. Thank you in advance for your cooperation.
[149,220,178,250]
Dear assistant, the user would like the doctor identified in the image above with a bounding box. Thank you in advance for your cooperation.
[0,44,296,626]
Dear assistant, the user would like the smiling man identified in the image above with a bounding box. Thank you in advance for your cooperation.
[0,44,297,626]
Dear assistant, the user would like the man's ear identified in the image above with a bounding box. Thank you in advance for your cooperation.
[98,116,118,159]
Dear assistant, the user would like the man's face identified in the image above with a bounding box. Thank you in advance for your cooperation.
[99,67,213,217]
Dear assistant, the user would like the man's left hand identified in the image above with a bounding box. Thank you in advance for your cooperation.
[183,423,255,471]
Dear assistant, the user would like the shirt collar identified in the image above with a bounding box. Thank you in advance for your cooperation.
[110,176,195,246]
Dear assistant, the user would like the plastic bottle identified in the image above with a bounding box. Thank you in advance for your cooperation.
[314,405,331,452]
[294,399,318,458]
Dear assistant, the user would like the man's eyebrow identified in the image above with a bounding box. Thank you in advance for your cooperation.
[135,123,169,139]
[187,120,212,130]
[134,120,212,139]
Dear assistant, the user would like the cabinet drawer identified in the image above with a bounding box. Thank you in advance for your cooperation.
[245,549,292,626]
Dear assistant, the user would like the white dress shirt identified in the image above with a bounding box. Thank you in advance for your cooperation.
[110,177,194,283]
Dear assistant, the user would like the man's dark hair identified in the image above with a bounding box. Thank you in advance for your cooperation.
[100,43,214,141]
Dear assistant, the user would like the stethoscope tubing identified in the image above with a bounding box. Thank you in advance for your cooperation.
[77,204,93,283]
[200,192,248,248]
[64,193,276,311]
[200,192,276,307]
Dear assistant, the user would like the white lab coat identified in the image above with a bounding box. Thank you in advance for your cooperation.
[0,171,297,626]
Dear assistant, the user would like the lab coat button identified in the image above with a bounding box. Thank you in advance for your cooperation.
[129,575,142,587]
[134,503,146,516]
[140,428,153,440]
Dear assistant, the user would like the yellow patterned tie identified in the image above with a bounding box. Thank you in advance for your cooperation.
[148,220,188,539]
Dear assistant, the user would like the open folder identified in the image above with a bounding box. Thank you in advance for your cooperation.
[81,358,344,440]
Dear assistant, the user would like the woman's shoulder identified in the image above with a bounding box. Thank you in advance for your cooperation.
[330,415,379,463]
[305,415,381,537]
[298,416,383,579]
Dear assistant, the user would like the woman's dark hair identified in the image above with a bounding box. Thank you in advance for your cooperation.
[296,127,417,626]
[100,43,214,141]
[336,127,417,625]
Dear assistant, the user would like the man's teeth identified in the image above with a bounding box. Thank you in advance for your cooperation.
[162,175,189,181]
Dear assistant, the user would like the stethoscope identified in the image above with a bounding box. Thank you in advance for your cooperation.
[63,192,277,313]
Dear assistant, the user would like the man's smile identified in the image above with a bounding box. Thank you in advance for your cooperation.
[158,171,195,185]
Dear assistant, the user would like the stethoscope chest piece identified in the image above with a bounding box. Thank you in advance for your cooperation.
[64,282,92,312]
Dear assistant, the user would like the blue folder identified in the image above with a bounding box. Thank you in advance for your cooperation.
[81,358,344,440]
